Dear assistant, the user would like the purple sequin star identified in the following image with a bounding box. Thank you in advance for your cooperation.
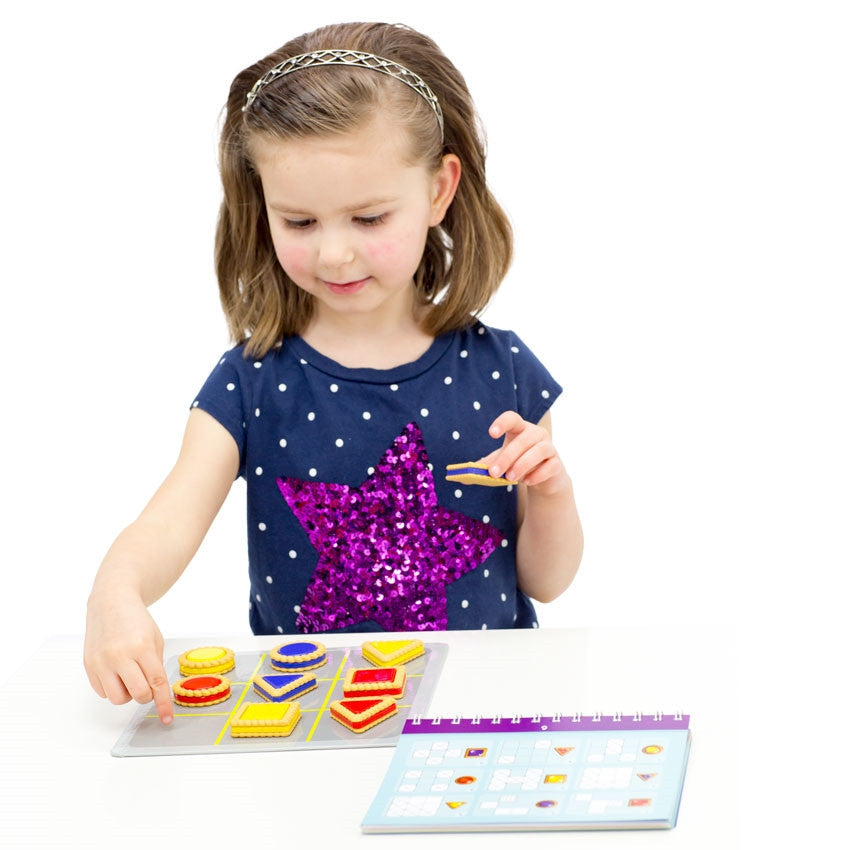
[277,422,503,632]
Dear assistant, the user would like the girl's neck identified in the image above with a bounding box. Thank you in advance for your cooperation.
[301,306,435,370]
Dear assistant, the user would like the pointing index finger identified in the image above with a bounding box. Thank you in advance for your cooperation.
[141,654,174,725]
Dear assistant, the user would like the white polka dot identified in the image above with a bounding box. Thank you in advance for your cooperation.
[460,350,468,358]
[277,625,284,633]
[483,515,490,523]
[308,411,316,421]
[491,371,500,380]
[288,550,297,559]
[278,383,287,392]
[300,358,308,365]
[511,346,519,354]
[473,401,481,410]
[444,376,452,385]
[461,600,469,609]
[255,467,263,475]
[483,569,490,578]
[481,624,488,630]
[335,438,344,447]
[219,358,226,365]
[452,430,460,440]
[501,593,507,602]
[255,593,262,602]
[258,522,267,531]
[254,408,261,417]
[362,411,371,420]
[454,489,463,498]
[330,383,338,392]
[506,484,514,493]
[293,604,301,613]
[501,539,509,548]
[226,382,236,391]
[390,384,399,391]
[192,400,199,407]
[367,466,375,475]
[279,438,287,448]
[266,575,273,584]
[478,326,485,335]
[542,389,550,398]
[533,621,539,629]
[253,361,262,369]
[309,468,317,477]
[420,408,429,417]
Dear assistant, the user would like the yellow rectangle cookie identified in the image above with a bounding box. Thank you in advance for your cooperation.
[361,639,424,667]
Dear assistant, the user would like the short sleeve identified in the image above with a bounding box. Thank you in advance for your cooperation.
[191,350,249,477]
[507,331,563,425]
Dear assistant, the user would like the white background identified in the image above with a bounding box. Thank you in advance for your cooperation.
[1,2,847,833]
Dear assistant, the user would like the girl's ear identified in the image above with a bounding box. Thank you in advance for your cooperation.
[429,154,462,226]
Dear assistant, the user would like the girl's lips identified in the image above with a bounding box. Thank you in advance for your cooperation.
[323,277,370,294]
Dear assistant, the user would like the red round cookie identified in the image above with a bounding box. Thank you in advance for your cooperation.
[172,674,231,707]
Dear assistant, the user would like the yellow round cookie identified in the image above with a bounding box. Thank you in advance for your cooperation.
[178,646,235,676]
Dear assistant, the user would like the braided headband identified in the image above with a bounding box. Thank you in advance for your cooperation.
[242,49,444,141]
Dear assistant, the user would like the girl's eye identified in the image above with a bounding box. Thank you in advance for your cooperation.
[355,214,387,227]
[282,214,386,229]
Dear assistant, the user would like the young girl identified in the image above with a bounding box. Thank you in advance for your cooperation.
[84,22,583,724]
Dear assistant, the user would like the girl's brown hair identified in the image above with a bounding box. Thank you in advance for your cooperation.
[216,22,512,358]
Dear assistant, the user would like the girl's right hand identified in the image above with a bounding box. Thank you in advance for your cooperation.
[84,589,173,725]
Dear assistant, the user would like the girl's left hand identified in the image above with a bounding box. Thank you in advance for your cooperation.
[481,410,570,496]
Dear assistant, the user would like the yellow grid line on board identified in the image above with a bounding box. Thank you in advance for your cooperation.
[213,653,267,745]
[305,648,350,742]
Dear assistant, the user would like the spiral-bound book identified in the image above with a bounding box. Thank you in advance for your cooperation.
[362,712,691,832]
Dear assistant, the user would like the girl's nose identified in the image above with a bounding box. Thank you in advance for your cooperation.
[318,228,355,269]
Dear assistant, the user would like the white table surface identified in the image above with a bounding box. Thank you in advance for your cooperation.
[0,627,736,847]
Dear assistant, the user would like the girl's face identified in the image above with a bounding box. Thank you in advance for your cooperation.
[252,116,460,331]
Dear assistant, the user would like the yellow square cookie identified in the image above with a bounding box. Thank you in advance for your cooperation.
[230,701,301,738]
